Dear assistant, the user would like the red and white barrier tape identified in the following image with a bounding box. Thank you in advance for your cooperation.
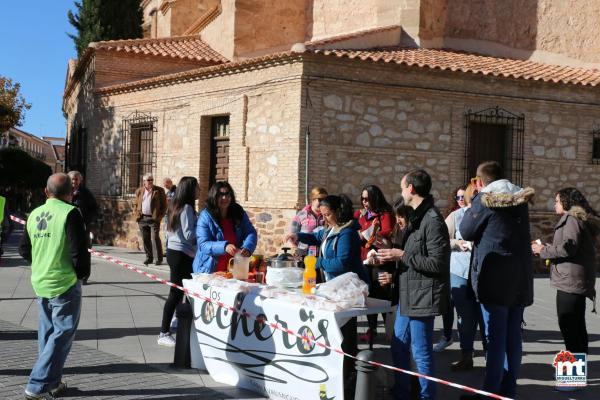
[9,214,512,400]
[9,215,26,225]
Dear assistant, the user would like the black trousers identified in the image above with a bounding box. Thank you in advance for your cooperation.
[556,290,588,354]
[340,316,358,393]
[367,263,395,331]
[139,217,163,262]
[160,249,193,333]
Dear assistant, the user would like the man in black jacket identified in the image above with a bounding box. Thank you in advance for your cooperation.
[379,169,450,400]
[68,171,99,283]
[459,161,534,399]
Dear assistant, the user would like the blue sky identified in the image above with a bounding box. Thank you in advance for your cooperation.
[0,1,77,138]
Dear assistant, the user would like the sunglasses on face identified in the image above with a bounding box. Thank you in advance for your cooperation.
[455,195,465,201]
[145,179,153,182]
[361,197,369,202]
[218,191,232,198]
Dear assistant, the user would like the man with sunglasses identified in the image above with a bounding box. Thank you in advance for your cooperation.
[134,173,167,266]
[459,161,535,399]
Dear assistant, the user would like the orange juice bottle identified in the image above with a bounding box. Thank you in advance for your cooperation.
[303,255,317,294]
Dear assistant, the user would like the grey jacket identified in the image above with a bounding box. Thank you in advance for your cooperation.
[166,204,197,258]
[541,206,598,300]
[397,195,450,317]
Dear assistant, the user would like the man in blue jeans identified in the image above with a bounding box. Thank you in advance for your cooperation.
[19,173,90,399]
[378,169,450,399]
[460,161,535,399]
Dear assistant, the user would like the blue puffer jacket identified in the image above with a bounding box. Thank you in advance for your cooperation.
[192,206,258,273]
[298,221,369,283]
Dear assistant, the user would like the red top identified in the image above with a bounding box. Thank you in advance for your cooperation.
[216,218,237,272]
[354,209,394,260]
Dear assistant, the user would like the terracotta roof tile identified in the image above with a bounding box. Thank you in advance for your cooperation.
[313,47,600,86]
[91,35,228,63]
[93,47,600,95]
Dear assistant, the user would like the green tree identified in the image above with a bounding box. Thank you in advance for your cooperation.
[68,0,144,57]
[0,147,51,189]
[0,76,31,131]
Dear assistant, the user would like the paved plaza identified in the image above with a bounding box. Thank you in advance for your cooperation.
[0,228,598,399]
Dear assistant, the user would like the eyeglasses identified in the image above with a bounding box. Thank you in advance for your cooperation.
[145,178,153,182]
[455,195,465,201]
[361,197,369,202]
[218,191,232,198]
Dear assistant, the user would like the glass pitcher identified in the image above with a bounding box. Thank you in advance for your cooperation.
[228,252,250,280]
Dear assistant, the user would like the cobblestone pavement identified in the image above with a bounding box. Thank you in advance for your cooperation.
[0,319,252,400]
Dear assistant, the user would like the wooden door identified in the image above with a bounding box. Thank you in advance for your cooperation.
[209,116,230,188]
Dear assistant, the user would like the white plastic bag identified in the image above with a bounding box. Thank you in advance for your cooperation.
[315,272,369,309]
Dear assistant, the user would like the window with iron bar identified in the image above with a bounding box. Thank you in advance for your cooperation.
[592,127,600,165]
[464,107,525,186]
[121,111,157,197]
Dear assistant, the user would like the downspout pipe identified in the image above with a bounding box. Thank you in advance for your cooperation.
[304,125,310,205]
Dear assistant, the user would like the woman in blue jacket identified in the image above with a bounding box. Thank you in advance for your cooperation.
[287,194,368,282]
[286,194,367,393]
[193,181,257,273]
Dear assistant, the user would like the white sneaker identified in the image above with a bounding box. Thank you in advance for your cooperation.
[170,316,178,331]
[157,332,176,347]
[24,390,54,399]
[433,337,453,352]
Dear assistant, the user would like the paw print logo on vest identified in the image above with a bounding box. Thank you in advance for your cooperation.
[36,211,53,231]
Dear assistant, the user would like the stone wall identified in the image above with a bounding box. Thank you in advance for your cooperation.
[245,207,297,256]
[302,56,600,245]
[200,0,235,60]
[234,0,306,58]
[418,0,600,68]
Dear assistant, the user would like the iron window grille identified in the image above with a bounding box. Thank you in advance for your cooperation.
[121,111,157,197]
[464,107,525,186]
[66,126,87,174]
[592,127,600,164]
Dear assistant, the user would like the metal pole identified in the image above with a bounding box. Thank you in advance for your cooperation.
[354,350,378,400]
[304,125,310,205]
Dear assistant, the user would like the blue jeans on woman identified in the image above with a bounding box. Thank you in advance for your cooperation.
[391,308,435,399]
[26,282,82,395]
[450,273,484,354]
[480,303,524,397]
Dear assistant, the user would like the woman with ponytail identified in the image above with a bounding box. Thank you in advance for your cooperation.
[158,176,199,347]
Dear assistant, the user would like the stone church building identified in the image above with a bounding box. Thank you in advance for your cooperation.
[64,0,600,256]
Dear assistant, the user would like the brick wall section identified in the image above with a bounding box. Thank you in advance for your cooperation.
[94,51,210,88]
